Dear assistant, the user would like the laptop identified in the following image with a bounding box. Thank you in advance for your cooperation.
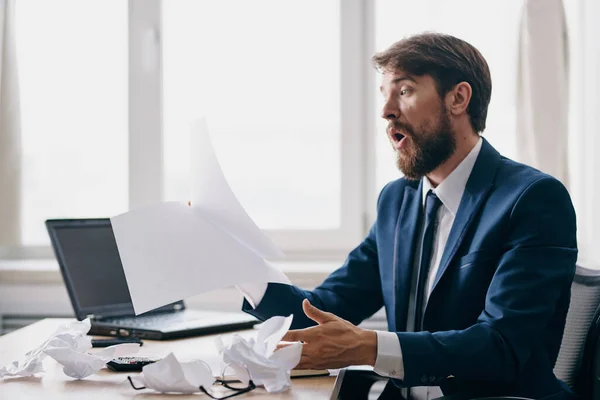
[329,367,399,399]
[46,218,258,340]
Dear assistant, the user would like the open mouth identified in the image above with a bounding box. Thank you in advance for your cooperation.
[388,126,408,149]
[391,132,407,149]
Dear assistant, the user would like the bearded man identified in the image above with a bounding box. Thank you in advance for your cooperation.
[237,32,577,400]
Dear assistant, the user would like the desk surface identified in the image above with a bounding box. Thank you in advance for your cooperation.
[0,318,335,399]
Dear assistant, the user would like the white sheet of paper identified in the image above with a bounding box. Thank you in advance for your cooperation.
[111,118,289,314]
[44,343,140,379]
[130,353,215,394]
[0,319,92,378]
[254,312,294,358]
[112,202,288,314]
[0,318,140,380]
[190,119,284,259]
[215,315,302,393]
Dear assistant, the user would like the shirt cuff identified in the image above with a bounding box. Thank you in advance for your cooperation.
[235,282,268,309]
[373,331,404,379]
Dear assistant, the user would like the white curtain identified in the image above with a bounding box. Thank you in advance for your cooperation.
[516,0,569,186]
[564,0,600,267]
[0,0,21,248]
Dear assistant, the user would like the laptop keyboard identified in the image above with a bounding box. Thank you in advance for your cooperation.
[104,312,194,328]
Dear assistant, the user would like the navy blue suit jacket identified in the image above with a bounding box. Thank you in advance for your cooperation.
[243,139,578,399]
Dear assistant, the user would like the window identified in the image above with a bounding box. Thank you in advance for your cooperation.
[162,0,365,254]
[162,0,341,230]
[16,0,128,246]
[11,0,558,260]
[374,0,523,192]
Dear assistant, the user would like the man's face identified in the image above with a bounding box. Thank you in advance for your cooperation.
[380,69,456,180]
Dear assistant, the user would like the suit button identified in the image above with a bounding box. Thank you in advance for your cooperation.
[421,374,428,383]
[429,375,436,382]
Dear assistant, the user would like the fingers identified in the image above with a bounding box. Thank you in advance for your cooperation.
[282,326,315,342]
[295,348,329,370]
[275,342,295,351]
[282,300,338,343]
[302,299,336,325]
[293,345,316,369]
[295,354,316,370]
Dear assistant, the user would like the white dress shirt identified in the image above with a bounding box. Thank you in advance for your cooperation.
[238,138,483,400]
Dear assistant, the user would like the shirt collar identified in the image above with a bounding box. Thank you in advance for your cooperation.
[421,137,483,216]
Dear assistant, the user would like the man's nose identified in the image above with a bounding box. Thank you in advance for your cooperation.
[381,99,399,121]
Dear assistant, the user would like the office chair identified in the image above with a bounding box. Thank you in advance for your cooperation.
[554,263,600,398]
[436,263,600,400]
[576,302,600,398]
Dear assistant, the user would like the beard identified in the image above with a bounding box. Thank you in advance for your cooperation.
[389,104,456,180]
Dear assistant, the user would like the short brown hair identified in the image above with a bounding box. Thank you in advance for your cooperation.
[372,32,492,133]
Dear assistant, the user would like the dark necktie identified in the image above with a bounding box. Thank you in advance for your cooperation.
[413,190,442,331]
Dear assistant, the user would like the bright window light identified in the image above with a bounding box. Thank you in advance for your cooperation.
[16,0,128,245]
[163,0,341,230]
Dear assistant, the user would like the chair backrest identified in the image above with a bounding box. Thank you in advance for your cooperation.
[594,335,600,398]
[593,330,600,398]
[553,263,600,392]
[577,304,600,399]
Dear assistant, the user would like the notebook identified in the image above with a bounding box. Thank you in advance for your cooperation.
[46,218,258,340]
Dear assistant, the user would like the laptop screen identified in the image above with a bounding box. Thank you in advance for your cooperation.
[47,219,182,320]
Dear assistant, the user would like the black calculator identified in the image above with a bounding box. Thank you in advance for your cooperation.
[106,356,161,372]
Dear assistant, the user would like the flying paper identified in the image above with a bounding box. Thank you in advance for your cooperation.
[111,119,289,314]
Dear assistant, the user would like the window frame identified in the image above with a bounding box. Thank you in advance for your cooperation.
[262,0,377,257]
[9,0,597,265]
[10,0,378,261]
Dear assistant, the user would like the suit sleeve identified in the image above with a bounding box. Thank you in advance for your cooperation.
[395,177,577,387]
[241,222,384,329]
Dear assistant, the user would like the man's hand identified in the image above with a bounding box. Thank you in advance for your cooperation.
[281,299,377,370]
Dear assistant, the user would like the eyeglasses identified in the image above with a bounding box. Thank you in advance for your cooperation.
[127,363,256,399]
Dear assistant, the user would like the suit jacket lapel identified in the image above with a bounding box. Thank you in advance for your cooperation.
[430,139,502,293]
[393,180,422,332]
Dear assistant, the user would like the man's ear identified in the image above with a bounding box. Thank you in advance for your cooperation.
[446,81,472,116]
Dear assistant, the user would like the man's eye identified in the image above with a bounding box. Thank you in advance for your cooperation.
[400,89,409,96]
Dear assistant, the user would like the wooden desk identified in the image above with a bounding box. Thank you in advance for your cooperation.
[0,318,335,399]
